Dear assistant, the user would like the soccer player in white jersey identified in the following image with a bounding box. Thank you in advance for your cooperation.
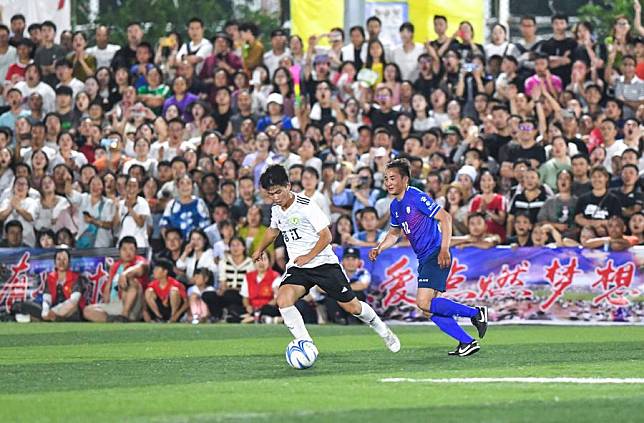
[252,165,400,353]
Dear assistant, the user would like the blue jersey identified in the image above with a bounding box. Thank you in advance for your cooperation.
[389,186,442,260]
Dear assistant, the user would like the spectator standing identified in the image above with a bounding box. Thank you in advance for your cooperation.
[87,25,120,69]
[176,18,212,75]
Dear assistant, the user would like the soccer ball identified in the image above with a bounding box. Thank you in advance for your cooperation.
[285,338,318,369]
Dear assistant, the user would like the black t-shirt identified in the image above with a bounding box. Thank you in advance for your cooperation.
[413,70,444,97]
[110,46,137,70]
[499,141,546,165]
[368,107,399,129]
[484,134,512,163]
[575,191,622,221]
[611,187,643,211]
[571,180,592,198]
[510,187,549,223]
[540,37,577,87]
[504,235,534,247]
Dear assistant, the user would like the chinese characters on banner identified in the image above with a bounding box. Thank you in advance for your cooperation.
[351,246,643,322]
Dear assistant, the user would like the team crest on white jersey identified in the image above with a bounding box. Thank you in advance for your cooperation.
[289,216,300,225]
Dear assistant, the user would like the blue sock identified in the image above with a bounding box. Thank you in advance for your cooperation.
[431,315,474,344]
[430,297,477,318]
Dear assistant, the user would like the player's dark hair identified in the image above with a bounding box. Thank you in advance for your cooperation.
[118,236,138,250]
[468,212,486,223]
[434,15,447,23]
[386,158,411,180]
[260,164,290,189]
[400,22,414,33]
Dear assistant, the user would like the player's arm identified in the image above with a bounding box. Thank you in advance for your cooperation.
[369,226,402,261]
[434,208,452,268]
[294,227,332,266]
[252,227,280,261]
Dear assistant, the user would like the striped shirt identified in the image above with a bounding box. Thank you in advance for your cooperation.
[219,255,255,290]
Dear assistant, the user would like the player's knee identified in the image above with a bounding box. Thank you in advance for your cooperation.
[169,288,180,297]
[145,288,156,300]
[276,293,294,309]
[345,301,362,315]
[416,299,430,314]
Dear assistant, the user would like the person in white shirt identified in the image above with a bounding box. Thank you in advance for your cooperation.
[0,25,17,82]
[66,175,116,248]
[251,164,400,352]
[86,25,120,69]
[301,166,331,221]
[176,228,218,280]
[600,118,627,173]
[0,176,39,246]
[176,18,212,75]
[391,22,425,81]
[341,26,367,68]
[263,29,290,78]
[115,177,151,248]
[54,59,85,98]
[14,64,55,114]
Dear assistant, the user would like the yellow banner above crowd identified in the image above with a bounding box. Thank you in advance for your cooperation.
[290,0,485,46]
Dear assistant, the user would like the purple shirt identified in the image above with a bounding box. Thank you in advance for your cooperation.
[162,92,198,122]
[390,186,442,260]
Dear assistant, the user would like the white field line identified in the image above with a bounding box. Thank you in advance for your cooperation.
[381,377,644,384]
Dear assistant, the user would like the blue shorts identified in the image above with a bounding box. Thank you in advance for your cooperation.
[417,249,450,292]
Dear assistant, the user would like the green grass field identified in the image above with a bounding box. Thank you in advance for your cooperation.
[1,323,643,422]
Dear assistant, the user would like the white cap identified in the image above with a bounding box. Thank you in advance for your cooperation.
[266,93,284,106]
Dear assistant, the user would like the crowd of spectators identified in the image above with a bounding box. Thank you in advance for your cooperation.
[2,5,643,323]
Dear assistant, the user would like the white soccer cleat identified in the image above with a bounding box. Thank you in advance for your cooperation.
[383,329,401,353]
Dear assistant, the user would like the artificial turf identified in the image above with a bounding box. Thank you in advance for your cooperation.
[0,323,643,422]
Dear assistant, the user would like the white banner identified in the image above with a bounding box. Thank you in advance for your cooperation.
[0,0,71,41]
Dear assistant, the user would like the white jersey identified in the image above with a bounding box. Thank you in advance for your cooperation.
[270,193,338,269]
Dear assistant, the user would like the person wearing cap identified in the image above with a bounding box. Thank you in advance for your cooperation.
[256,92,293,132]
[10,39,32,81]
[239,22,264,73]
[263,29,290,78]
[454,164,478,201]
[176,18,212,75]
[200,32,242,81]
[325,247,371,324]
[54,58,84,98]
[144,259,188,323]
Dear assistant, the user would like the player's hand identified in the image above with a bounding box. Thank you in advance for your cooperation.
[368,247,380,261]
[293,255,312,266]
[437,248,451,269]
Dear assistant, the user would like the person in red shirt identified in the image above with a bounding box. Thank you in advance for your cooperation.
[5,38,33,84]
[144,259,188,322]
[83,236,149,322]
[41,249,83,321]
[240,252,280,323]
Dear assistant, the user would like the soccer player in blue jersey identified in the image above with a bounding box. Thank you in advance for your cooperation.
[369,159,488,356]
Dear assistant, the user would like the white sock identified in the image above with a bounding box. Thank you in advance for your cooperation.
[279,306,312,341]
[354,301,390,338]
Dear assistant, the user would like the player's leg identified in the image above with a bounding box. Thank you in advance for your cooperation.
[168,287,182,322]
[276,283,312,341]
[122,281,142,320]
[321,264,400,352]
